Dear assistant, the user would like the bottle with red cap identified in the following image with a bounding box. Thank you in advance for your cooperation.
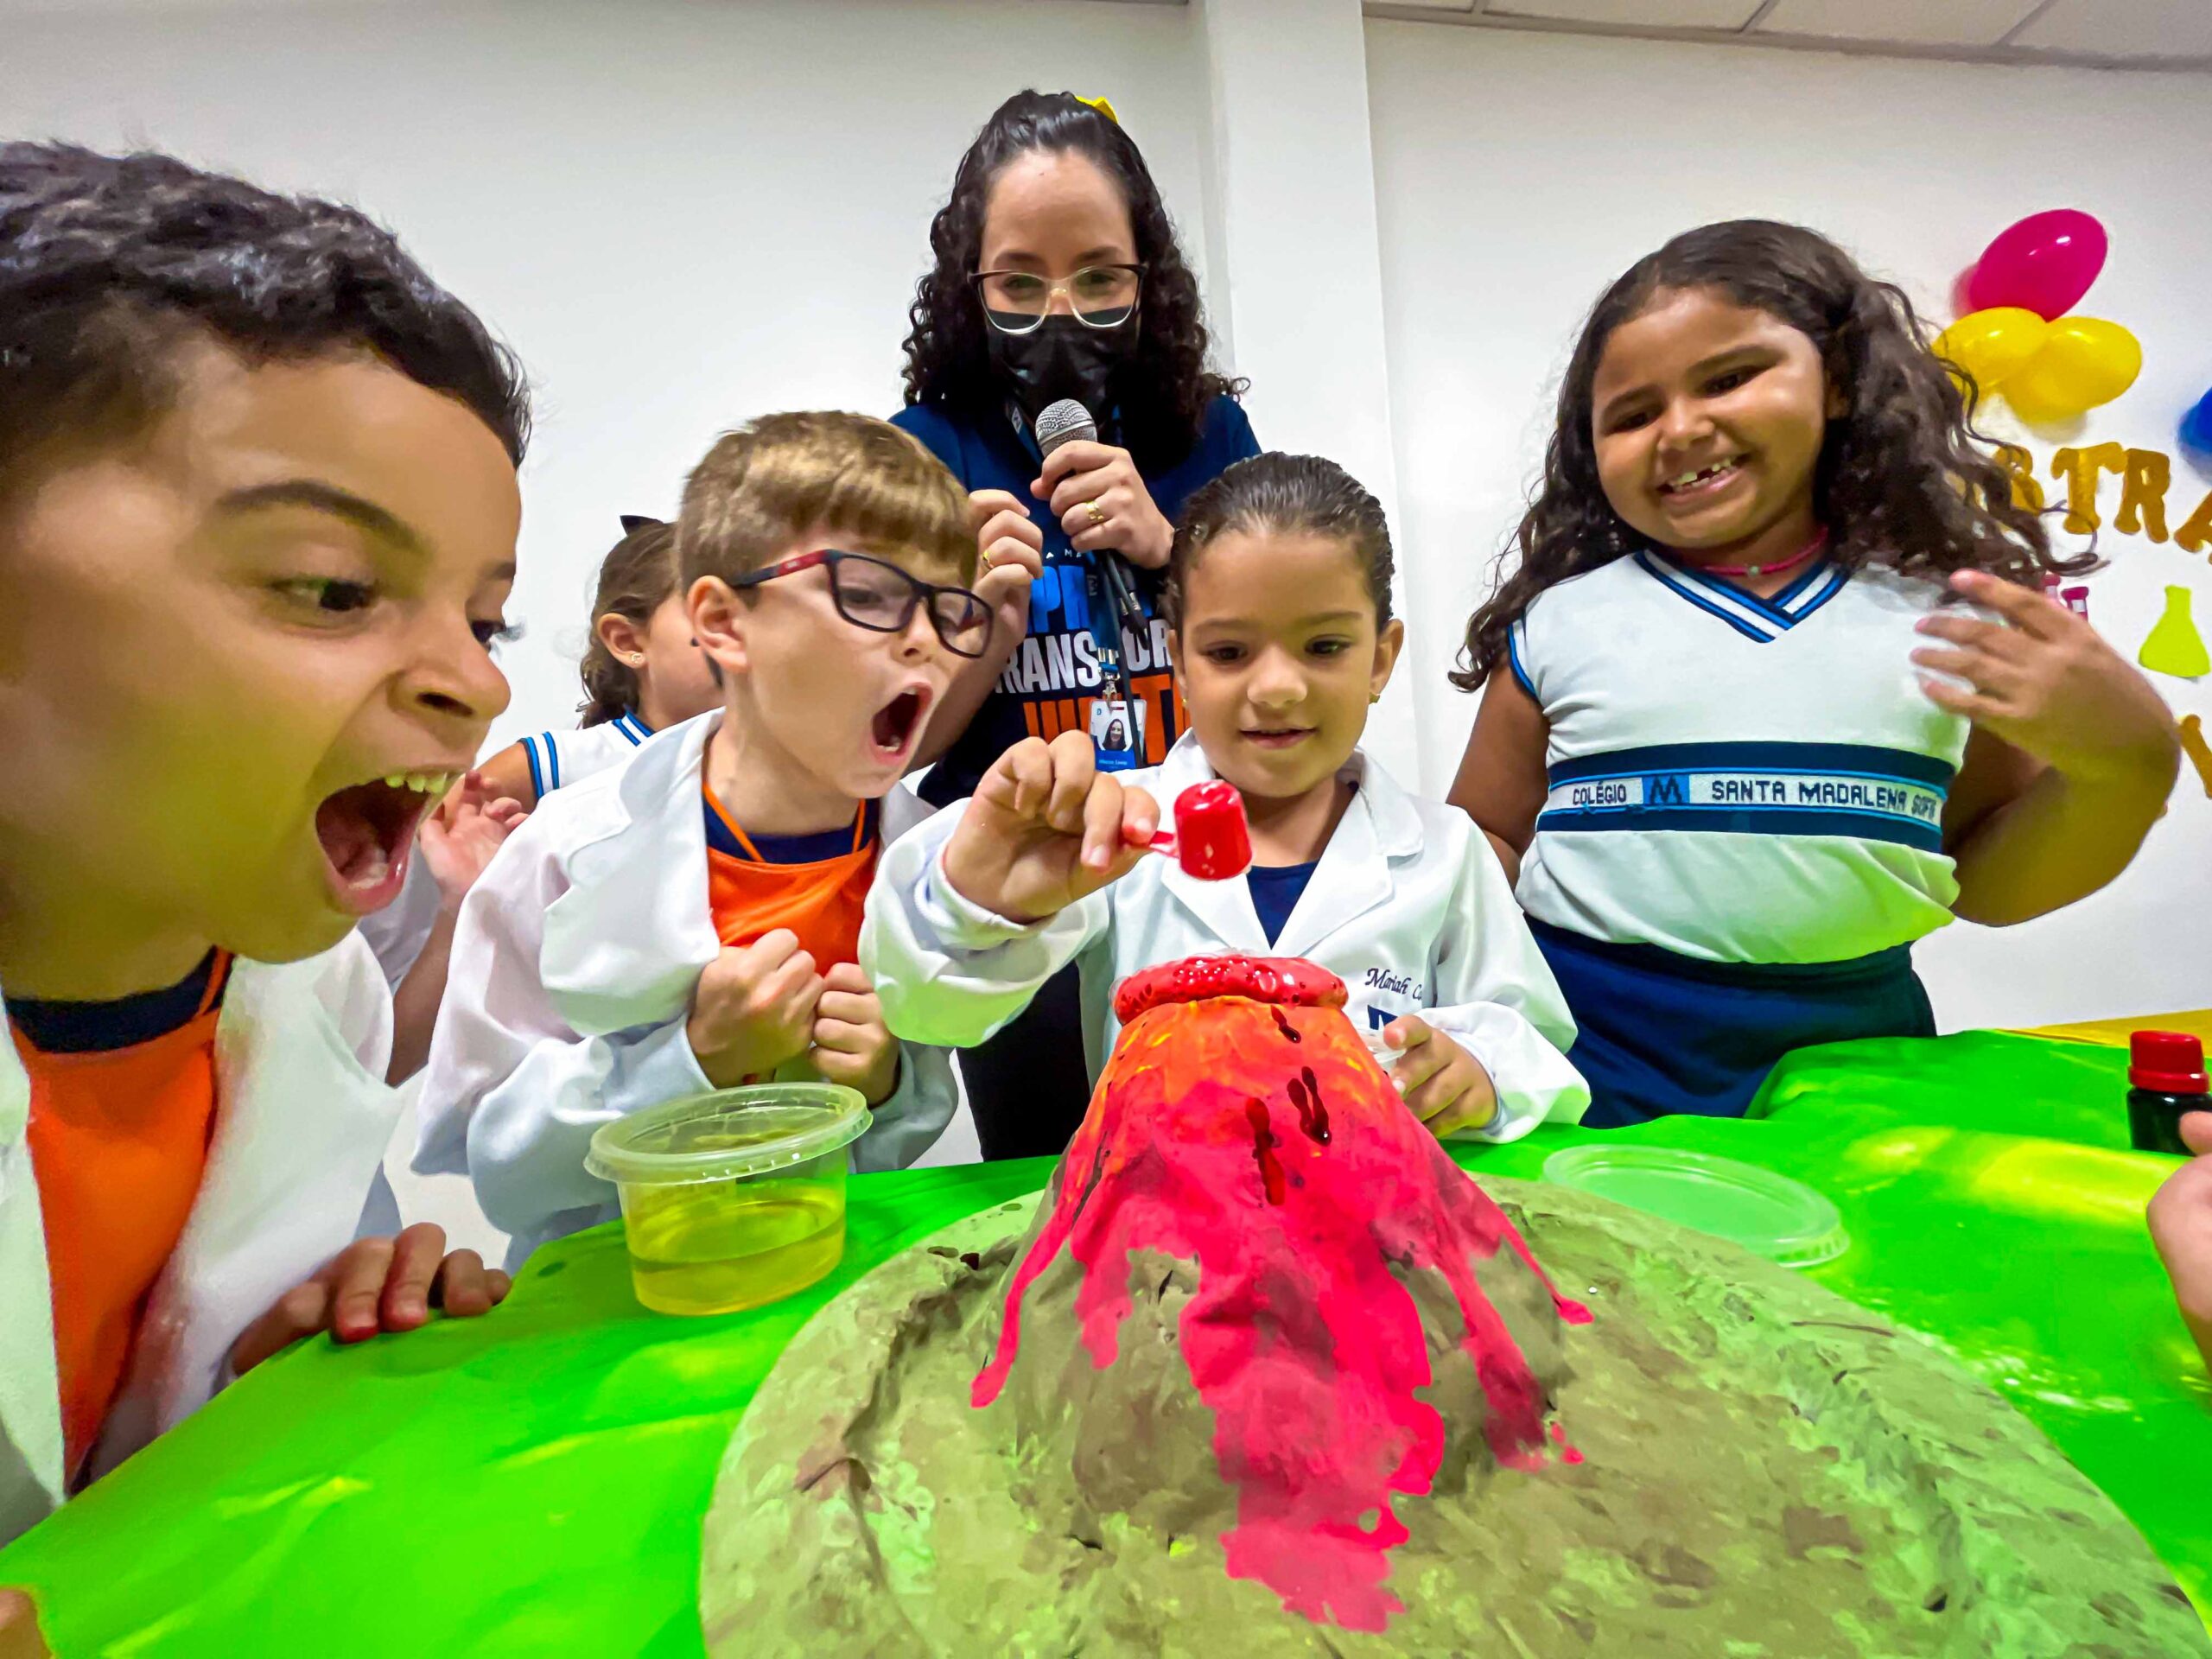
[2128,1031,2209,1156]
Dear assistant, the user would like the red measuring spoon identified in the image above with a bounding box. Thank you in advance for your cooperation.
[1132,779,1252,880]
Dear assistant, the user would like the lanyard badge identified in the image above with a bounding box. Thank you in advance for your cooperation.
[1083,563,1145,772]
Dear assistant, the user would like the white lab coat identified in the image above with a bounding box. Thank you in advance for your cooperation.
[862,734,1589,1141]
[414,711,958,1270]
[0,935,397,1546]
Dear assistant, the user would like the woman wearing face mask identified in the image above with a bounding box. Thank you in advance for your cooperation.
[894,89,1257,1158]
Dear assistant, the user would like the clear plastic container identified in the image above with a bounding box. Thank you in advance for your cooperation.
[1542,1145,1849,1269]
[585,1083,871,1316]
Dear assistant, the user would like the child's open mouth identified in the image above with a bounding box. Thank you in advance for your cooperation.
[314,770,457,915]
[869,685,933,765]
[1656,454,1748,502]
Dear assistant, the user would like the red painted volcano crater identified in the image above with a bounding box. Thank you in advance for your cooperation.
[973,955,1590,1630]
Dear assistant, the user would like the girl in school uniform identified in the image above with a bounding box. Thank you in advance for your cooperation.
[865,453,1586,1144]
[1448,219,2179,1127]
[474,516,724,809]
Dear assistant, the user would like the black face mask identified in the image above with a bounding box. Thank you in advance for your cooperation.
[985,315,1138,429]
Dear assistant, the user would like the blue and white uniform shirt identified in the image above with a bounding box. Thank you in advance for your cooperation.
[1509,550,1969,965]
[518,712,654,798]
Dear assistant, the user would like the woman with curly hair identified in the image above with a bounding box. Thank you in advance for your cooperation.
[1447,219,2177,1128]
[893,90,1257,1157]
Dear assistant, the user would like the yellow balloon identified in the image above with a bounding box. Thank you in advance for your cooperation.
[1933,307,2049,391]
[2003,317,2144,423]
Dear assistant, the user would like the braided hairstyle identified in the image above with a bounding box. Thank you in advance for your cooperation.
[899,90,1242,474]
[1166,452,1395,632]
[1454,219,2086,691]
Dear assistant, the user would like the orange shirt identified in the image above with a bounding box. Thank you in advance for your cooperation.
[703,785,880,968]
[10,951,230,1484]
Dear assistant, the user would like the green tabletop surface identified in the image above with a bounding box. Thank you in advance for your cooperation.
[4,1030,2206,1655]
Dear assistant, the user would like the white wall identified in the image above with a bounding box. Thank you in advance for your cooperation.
[7,1,2210,1038]
[1369,21,2212,1029]
[0,0,1210,753]
[2,0,1212,1217]
[1195,0,1418,778]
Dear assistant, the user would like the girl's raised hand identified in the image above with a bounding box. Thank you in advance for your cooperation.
[1033,440,1173,569]
[941,731,1158,923]
[1381,1016,1498,1140]
[1913,570,2178,786]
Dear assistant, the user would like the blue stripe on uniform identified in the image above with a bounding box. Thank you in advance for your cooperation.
[1536,804,1944,851]
[1781,565,1849,620]
[1636,552,1853,639]
[1633,554,1775,643]
[1506,620,1535,696]
[1548,741,1957,789]
[1667,556,1802,628]
[1771,556,1832,609]
[522,734,546,799]
[1538,740,1955,854]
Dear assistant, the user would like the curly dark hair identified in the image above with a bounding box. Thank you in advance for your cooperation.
[1166,451,1395,632]
[899,90,1242,474]
[0,141,529,502]
[1452,218,2088,691]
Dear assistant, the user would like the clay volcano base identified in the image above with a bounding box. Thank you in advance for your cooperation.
[701,1178,2205,1658]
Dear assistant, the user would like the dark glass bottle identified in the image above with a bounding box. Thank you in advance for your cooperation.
[2128,1031,2208,1156]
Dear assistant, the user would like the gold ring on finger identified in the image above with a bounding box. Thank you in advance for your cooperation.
[1084,499,1108,530]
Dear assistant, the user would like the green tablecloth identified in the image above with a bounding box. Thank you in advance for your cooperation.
[3,1032,2206,1654]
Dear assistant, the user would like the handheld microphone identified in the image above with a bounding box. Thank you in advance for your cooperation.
[1033,399,1149,646]
[1034,397,1096,458]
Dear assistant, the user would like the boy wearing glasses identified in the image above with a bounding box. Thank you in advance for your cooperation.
[416,413,982,1265]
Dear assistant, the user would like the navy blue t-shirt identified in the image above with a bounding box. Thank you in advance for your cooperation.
[893,395,1260,807]
[1246,861,1319,948]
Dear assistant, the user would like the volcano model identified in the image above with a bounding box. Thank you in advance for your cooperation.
[701,957,2206,1657]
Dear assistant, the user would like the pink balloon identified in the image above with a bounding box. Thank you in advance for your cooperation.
[1948,265,1978,319]
[1965,209,2108,321]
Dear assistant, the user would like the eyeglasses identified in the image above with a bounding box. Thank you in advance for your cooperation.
[970,264,1145,334]
[732,550,993,658]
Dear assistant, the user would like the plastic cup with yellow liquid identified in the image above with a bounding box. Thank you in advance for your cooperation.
[585,1083,871,1316]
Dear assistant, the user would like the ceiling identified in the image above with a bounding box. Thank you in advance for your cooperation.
[1363,0,2212,71]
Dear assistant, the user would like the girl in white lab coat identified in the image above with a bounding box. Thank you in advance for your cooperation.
[864,453,1587,1143]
